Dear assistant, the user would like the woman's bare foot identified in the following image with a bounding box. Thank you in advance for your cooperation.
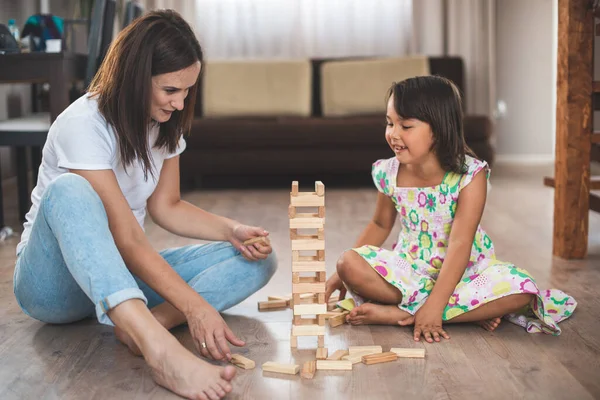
[144,332,236,400]
[476,317,502,332]
[347,303,412,325]
[115,326,142,356]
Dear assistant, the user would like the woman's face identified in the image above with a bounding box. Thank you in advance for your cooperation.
[150,61,201,123]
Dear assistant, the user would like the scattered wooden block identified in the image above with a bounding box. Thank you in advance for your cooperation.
[362,352,398,365]
[390,348,426,358]
[258,299,288,311]
[342,351,372,364]
[316,360,352,370]
[327,350,349,361]
[262,362,300,375]
[328,311,349,328]
[316,348,328,360]
[348,345,382,355]
[243,236,270,246]
[230,354,255,369]
[268,295,291,307]
[301,360,316,379]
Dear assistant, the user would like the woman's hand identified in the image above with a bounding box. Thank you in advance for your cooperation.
[185,305,245,360]
[325,272,346,303]
[398,303,450,343]
[229,224,272,261]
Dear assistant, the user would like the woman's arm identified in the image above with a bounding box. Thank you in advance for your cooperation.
[426,170,488,311]
[147,156,269,259]
[354,192,398,247]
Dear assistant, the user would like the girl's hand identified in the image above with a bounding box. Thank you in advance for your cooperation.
[185,305,245,360]
[229,224,272,261]
[325,272,346,303]
[398,304,450,343]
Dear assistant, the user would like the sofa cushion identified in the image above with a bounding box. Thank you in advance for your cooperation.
[202,60,312,117]
[320,56,430,117]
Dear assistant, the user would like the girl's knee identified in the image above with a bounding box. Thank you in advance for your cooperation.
[336,250,361,280]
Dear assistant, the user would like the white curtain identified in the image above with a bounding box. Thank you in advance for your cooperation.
[412,0,496,117]
[192,0,412,60]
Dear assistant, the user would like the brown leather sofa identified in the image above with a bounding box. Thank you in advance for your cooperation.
[180,56,494,189]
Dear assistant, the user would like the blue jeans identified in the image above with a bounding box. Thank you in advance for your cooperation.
[13,173,277,326]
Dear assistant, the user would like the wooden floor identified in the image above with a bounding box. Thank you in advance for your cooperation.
[0,163,599,400]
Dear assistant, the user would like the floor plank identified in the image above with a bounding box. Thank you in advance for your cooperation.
[0,163,599,399]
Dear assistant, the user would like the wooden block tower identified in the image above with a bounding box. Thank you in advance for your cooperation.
[289,181,327,350]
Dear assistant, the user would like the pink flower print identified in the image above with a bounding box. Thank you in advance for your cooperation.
[421,220,429,232]
[519,279,538,294]
[417,192,427,207]
[409,245,419,255]
[439,193,447,204]
[437,241,445,248]
[408,290,418,304]
[374,265,388,277]
[469,274,480,281]
[410,222,417,230]
[392,242,397,250]
[471,299,479,306]
[448,293,460,307]
[477,253,485,262]
[401,206,407,216]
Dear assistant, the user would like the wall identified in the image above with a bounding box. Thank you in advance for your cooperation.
[0,0,37,179]
[494,0,556,162]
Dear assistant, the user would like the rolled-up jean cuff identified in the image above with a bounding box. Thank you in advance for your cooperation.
[95,288,148,326]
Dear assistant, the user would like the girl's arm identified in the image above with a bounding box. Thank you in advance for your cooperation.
[353,192,398,247]
[425,170,488,312]
[147,156,269,260]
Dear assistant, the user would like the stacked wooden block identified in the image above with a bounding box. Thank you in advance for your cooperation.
[289,181,327,349]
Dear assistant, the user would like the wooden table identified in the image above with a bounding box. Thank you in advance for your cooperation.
[0,52,87,226]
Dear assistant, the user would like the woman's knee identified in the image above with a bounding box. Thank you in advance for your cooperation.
[42,173,107,220]
[256,250,278,284]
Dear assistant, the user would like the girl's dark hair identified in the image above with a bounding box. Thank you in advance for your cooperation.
[88,10,203,179]
[387,75,475,174]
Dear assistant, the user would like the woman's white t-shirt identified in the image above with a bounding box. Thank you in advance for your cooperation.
[16,93,186,255]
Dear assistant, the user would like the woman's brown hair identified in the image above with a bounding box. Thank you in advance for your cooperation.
[88,9,203,179]
[387,76,475,174]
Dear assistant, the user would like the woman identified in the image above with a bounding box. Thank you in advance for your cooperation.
[12,10,276,400]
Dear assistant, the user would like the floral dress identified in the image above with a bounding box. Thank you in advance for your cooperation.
[350,155,576,335]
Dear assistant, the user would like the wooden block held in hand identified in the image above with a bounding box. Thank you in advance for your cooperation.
[258,299,287,311]
[262,362,300,375]
[362,351,398,365]
[243,236,270,246]
[327,349,349,361]
[348,345,382,355]
[316,360,352,370]
[316,347,328,360]
[390,348,426,358]
[230,354,255,369]
[301,360,316,379]
[328,311,349,328]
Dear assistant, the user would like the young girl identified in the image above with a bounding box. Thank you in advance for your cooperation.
[324,76,576,343]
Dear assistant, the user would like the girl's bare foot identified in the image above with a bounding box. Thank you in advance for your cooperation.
[346,303,412,325]
[115,326,142,356]
[476,317,502,332]
[144,331,236,400]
